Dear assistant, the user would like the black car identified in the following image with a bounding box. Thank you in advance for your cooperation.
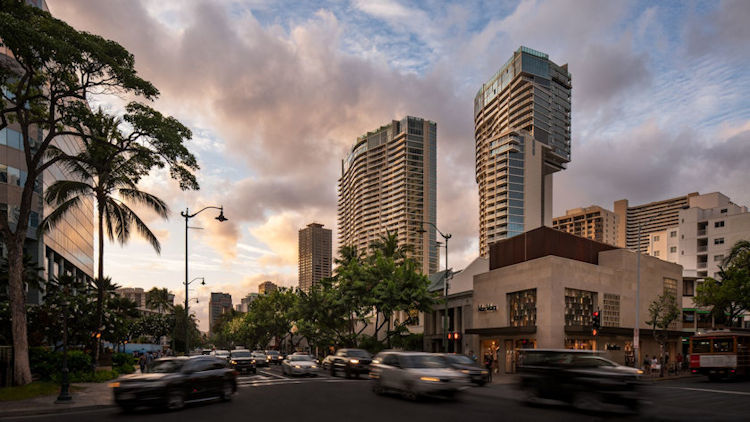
[441,353,489,386]
[230,349,257,374]
[265,350,282,365]
[111,356,237,411]
[517,349,643,413]
[329,348,372,378]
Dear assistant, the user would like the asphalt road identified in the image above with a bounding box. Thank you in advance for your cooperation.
[10,366,750,422]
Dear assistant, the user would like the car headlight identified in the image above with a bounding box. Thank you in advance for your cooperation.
[460,370,470,374]
[350,359,359,364]
[420,376,440,382]
[267,355,272,359]
[251,359,256,363]
[231,360,237,365]
[372,359,380,364]
[109,382,120,388]
[294,365,301,368]
[481,370,488,374]
[637,369,644,374]
[311,365,317,368]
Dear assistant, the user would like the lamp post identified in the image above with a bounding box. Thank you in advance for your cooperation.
[417,221,451,353]
[181,205,227,355]
[56,286,72,403]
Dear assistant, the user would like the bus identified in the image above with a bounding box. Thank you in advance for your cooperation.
[689,331,750,380]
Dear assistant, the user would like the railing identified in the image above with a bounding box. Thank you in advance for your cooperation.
[697,229,707,236]
[697,245,708,252]
[697,262,707,269]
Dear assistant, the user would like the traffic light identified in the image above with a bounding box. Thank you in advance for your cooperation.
[592,310,601,336]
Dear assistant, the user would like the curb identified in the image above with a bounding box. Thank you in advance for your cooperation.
[0,403,116,419]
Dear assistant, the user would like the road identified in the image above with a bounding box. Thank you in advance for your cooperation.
[10,366,750,422]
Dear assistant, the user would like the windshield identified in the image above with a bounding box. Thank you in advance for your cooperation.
[290,355,313,362]
[692,339,711,353]
[574,356,616,367]
[150,360,184,373]
[215,351,229,356]
[252,353,266,358]
[446,355,475,365]
[231,351,251,358]
[402,355,447,369]
[347,350,371,358]
[267,351,279,355]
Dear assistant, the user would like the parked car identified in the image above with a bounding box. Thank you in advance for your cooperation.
[370,351,469,400]
[252,351,268,367]
[211,350,230,362]
[111,356,237,411]
[229,349,257,374]
[265,350,282,365]
[329,348,372,378]
[441,353,489,386]
[282,354,319,376]
[517,349,643,413]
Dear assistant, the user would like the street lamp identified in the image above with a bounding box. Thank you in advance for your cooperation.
[183,277,205,355]
[417,221,451,353]
[180,205,227,354]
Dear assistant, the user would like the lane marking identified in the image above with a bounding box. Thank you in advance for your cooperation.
[663,387,750,396]
[259,370,288,379]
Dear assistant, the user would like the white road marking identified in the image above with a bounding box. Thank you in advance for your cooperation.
[663,387,750,396]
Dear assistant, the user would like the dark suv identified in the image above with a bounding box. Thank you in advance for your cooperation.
[229,349,257,374]
[329,348,372,378]
[517,349,642,413]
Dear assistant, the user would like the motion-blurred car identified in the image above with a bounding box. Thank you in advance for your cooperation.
[111,356,237,411]
[370,352,469,400]
[329,348,372,378]
[210,349,230,362]
[441,353,489,386]
[282,354,319,376]
[517,349,642,413]
[251,351,268,367]
[265,350,282,365]
[229,349,257,374]
[321,354,335,370]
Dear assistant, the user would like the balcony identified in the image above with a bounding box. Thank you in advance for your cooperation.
[697,245,707,252]
[697,229,707,237]
[697,262,707,269]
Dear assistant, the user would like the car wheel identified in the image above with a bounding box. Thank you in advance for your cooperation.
[166,389,185,411]
[344,367,352,379]
[401,389,418,401]
[220,381,233,401]
[573,391,605,412]
[330,365,336,377]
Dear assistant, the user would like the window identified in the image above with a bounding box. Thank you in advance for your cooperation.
[653,235,660,242]
[714,221,724,228]
[508,289,536,327]
[602,294,620,327]
[720,208,727,213]
[714,255,724,262]
[670,246,677,253]
[564,288,596,327]
[714,238,725,245]
[683,311,695,323]
[683,279,694,296]
[663,278,677,297]
[670,231,677,238]
[653,250,660,257]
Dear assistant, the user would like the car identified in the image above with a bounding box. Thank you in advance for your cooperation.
[369,351,470,400]
[229,349,257,374]
[517,349,643,413]
[265,350,282,365]
[251,351,268,367]
[111,356,237,412]
[210,349,230,362]
[441,353,489,386]
[329,348,372,378]
[321,354,335,370]
[282,354,319,376]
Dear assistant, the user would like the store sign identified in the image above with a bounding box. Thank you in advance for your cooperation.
[478,304,497,312]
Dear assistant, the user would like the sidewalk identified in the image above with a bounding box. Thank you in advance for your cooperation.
[0,382,115,419]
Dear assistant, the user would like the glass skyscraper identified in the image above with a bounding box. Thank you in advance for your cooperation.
[474,46,571,257]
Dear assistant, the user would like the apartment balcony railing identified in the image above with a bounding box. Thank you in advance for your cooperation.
[697,262,707,269]
[697,229,707,236]
[697,245,708,252]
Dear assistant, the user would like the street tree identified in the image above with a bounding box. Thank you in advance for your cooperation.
[694,240,750,327]
[646,292,681,377]
[145,287,173,314]
[0,0,193,384]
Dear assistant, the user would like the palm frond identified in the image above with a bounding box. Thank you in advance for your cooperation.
[44,180,93,206]
[118,201,162,254]
[38,196,82,235]
[118,188,169,218]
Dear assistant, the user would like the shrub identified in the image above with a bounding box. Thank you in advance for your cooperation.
[112,352,135,374]
[65,369,120,383]
[66,350,93,373]
[29,347,59,380]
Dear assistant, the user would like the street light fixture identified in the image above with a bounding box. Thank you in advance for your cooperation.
[417,221,452,353]
[180,205,227,354]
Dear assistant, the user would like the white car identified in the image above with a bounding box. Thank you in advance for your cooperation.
[251,351,268,367]
[211,349,230,362]
[282,354,319,376]
[370,352,469,400]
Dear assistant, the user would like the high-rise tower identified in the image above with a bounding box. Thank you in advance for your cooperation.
[338,116,438,275]
[474,46,571,256]
[298,222,332,291]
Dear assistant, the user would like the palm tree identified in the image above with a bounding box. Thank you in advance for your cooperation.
[40,110,169,368]
[723,240,750,271]
[146,287,173,314]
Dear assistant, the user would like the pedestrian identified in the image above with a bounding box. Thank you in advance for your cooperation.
[643,354,649,371]
[676,353,684,372]
[484,353,493,382]
[138,353,147,373]
[469,350,477,362]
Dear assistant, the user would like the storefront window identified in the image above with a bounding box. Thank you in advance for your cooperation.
[507,289,536,327]
[564,288,596,327]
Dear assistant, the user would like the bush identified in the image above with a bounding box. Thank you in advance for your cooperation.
[66,350,93,373]
[112,352,135,374]
[29,347,59,380]
[66,369,120,383]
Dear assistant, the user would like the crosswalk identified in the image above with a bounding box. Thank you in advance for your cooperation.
[236,370,359,388]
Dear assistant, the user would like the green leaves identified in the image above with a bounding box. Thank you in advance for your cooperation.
[693,240,750,327]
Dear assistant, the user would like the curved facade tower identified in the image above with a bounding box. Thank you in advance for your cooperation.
[338,116,438,275]
[474,46,571,257]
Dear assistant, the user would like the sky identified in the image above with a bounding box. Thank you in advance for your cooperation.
[47,0,750,331]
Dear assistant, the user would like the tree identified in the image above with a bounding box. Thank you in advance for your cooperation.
[171,305,200,353]
[0,0,194,385]
[694,240,750,328]
[145,287,173,314]
[646,292,681,377]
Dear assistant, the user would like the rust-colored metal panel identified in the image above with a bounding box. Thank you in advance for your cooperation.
[489,226,619,270]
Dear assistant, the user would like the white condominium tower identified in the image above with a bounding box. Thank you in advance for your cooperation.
[338,116,438,275]
[474,46,571,256]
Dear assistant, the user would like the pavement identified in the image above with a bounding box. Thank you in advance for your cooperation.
[0,381,114,419]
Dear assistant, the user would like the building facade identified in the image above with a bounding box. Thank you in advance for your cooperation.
[474,46,571,257]
[467,227,683,373]
[614,193,698,252]
[258,281,277,295]
[235,293,259,313]
[298,223,332,292]
[552,205,619,246]
[1,0,95,304]
[338,116,437,275]
[208,292,232,336]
